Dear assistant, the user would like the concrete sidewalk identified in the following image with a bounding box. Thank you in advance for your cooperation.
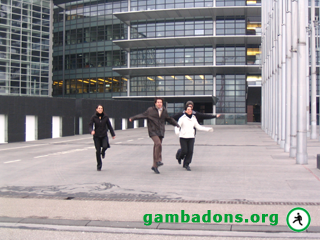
[0,124,320,237]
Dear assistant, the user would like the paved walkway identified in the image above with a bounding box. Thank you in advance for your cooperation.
[0,124,320,238]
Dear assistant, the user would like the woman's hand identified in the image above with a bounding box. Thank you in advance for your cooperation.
[91,131,95,135]
[112,136,115,139]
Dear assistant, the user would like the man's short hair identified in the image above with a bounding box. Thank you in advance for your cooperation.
[154,97,164,103]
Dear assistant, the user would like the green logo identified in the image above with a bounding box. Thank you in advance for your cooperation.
[286,207,311,232]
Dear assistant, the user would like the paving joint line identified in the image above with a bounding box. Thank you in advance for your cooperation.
[1,194,320,206]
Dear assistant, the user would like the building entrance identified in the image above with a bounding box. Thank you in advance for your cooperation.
[246,87,261,122]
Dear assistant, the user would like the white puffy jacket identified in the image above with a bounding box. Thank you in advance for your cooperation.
[175,114,213,138]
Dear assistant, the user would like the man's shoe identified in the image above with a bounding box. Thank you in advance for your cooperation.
[185,166,191,171]
[97,168,101,171]
[156,161,163,167]
[151,167,160,174]
[101,151,105,159]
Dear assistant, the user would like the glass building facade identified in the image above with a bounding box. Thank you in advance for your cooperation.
[52,0,262,124]
[0,0,52,96]
[52,0,128,98]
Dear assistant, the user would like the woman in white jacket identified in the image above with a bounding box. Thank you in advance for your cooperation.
[175,106,213,171]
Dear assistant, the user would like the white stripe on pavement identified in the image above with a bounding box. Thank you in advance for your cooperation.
[0,137,92,152]
[4,160,21,164]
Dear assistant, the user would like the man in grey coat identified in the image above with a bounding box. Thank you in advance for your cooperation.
[129,97,180,174]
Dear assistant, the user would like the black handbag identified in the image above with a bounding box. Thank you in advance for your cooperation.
[102,136,110,149]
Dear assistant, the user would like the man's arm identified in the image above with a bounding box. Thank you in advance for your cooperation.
[195,111,220,120]
[171,111,183,121]
[164,111,180,127]
[130,108,150,121]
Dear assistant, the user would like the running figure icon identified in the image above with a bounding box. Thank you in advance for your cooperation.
[292,213,303,226]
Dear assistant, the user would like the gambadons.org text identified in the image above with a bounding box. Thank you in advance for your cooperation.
[143,210,278,226]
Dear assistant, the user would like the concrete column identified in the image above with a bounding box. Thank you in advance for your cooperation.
[306,0,310,139]
[290,0,298,158]
[280,0,286,149]
[272,4,277,142]
[52,116,62,138]
[25,116,38,141]
[133,120,139,128]
[144,119,148,127]
[122,118,128,130]
[109,118,115,129]
[261,0,265,131]
[296,0,308,164]
[276,0,282,145]
[0,115,7,143]
[285,0,292,153]
[79,117,83,135]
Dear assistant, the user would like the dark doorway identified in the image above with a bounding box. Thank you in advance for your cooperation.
[246,87,261,122]
[193,102,213,114]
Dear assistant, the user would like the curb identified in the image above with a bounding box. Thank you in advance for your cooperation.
[1,216,320,234]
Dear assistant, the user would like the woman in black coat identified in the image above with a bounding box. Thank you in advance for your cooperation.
[89,105,115,171]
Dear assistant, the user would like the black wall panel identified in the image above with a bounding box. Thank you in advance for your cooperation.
[0,96,153,143]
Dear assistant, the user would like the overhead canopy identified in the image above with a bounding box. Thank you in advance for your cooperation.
[113,65,261,76]
[113,36,261,50]
[114,6,261,24]
[113,95,219,105]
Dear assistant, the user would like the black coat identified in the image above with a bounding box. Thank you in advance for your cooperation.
[89,113,115,138]
[130,106,179,138]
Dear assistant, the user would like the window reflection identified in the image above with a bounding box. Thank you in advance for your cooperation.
[216,0,261,6]
[131,18,213,39]
[54,50,126,71]
[130,75,213,96]
[54,24,127,46]
[53,77,127,96]
[216,16,246,35]
[216,75,246,114]
[53,1,128,23]
[131,47,213,67]
[247,47,261,65]
[216,46,246,65]
[0,0,50,96]
[130,0,213,11]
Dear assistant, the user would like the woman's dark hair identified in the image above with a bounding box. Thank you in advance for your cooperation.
[154,97,164,103]
[96,105,104,111]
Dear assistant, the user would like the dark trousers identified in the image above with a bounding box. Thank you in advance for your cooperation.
[151,136,163,168]
[93,136,108,169]
[179,138,195,167]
